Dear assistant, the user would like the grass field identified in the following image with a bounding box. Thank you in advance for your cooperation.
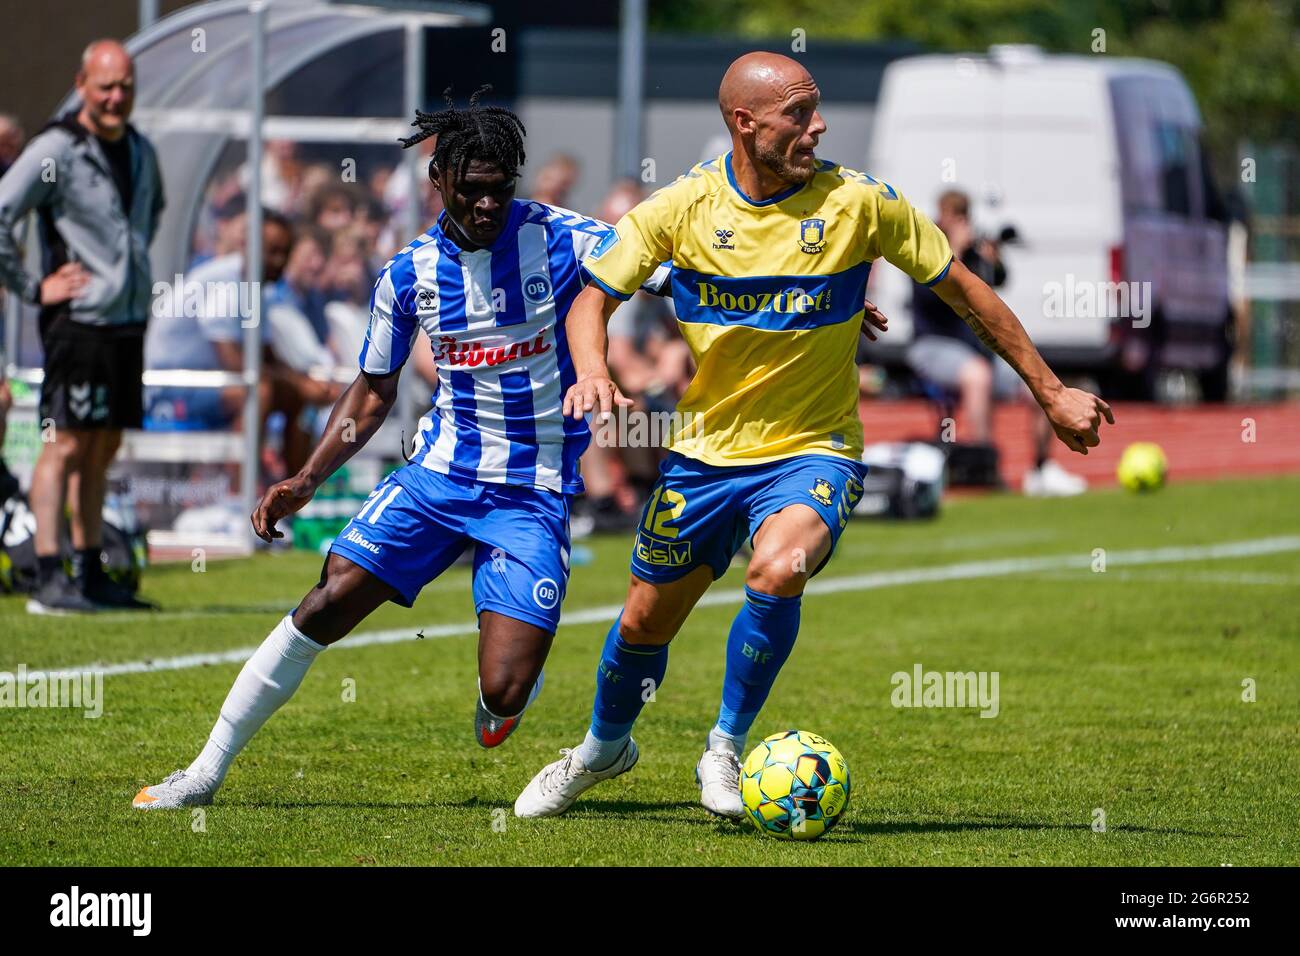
[2,476,1298,866]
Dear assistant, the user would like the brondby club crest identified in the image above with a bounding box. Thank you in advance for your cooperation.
[809,477,835,506]
[798,218,826,254]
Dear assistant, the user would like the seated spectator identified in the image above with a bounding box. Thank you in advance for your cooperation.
[602,181,691,413]
[907,189,1085,496]
[189,191,246,270]
[318,228,374,364]
[308,182,360,233]
[529,153,579,209]
[0,114,26,178]
[145,213,341,477]
[271,224,332,345]
[576,182,692,528]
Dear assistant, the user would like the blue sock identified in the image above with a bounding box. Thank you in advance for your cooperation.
[577,613,668,770]
[716,587,801,741]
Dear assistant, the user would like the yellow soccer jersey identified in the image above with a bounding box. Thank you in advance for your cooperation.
[585,152,953,466]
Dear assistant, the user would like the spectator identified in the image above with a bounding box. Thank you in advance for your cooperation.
[146,212,293,432]
[243,138,303,214]
[0,39,165,613]
[308,183,360,233]
[355,195,390,264]
[602,181,692,411]
[907,190,1085,496]
[146,213,341,476]
[0,115,17,490]
[529,153,579,208]
[577,181,691,529]
[292,163,336,220]
[189,191,246,270]
[317,228,373,361]
[0,377,12,498]
[273,224,332,344]
[0,114,24,178]
[378,137,440,253]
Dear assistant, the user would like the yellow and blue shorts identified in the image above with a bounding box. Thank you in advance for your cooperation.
[630,452,867,583]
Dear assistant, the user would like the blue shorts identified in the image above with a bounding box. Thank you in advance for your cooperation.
[629,452,868,583]
[328,464,571,632]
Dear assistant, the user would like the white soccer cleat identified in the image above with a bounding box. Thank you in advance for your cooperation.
[132,769,217,810]
[513,739,638,818]
[1023,460,1087,497]
[695,748,744,818]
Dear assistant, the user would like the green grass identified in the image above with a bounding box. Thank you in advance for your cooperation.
[2,476,1298,866]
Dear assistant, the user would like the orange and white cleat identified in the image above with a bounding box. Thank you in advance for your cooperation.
[132,769,216,810]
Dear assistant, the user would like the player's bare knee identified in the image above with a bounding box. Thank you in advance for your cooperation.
[617,611,676,647]
[292,560,362,643]
[41,430,88,469]
[745,549,806,597]
[99,430,123,463]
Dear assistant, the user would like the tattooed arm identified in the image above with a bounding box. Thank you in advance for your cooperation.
[931,258,1114,454]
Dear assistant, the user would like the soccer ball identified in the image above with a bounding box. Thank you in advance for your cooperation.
[740,730,850,840]
[1117,442,1168,492]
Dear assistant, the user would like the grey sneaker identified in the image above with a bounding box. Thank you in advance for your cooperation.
[514,739,639,818]
[132,769,217,810]
[475,670,543,748]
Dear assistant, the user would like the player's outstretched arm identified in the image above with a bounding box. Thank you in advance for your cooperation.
[563,283,634,422]
[252,369,400,541]
[932,259,1114,454]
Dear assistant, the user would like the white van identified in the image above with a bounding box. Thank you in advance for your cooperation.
[865,46,1233,399]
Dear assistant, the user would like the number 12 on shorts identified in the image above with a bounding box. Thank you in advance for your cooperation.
[643,486,686,539]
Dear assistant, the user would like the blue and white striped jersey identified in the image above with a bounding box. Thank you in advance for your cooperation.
[359,199,664,495]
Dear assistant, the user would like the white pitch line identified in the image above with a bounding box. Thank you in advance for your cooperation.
[11,534,1300,681]
[1029,569,1300,586]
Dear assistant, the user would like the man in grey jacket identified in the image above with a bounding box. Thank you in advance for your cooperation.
[0,39,164,613]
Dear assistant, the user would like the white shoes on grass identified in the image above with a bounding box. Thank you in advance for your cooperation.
[513,740,746,820]
[695,748,744,818]
[132,769,217,810]
[513,740,639,818]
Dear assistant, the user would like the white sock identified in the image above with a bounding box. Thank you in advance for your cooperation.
[477,670,545,721]
[186,615,326,786]
[575,729,630,772]
[708,725,747,759]
[477,677,512,721]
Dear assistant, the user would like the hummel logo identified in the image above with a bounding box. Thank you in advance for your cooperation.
[417,289,437,309]
[712,227,735,251]
[69,382,92,420]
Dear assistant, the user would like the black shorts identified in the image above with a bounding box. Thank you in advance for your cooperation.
[39,318,145,430]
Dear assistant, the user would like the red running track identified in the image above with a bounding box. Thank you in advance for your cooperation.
[857,399,1300,490]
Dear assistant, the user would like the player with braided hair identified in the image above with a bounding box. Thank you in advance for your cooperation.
[399,84,527,181]
[133,90,669,810]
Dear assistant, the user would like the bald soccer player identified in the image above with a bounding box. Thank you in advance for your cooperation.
[514,53,1112,820]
